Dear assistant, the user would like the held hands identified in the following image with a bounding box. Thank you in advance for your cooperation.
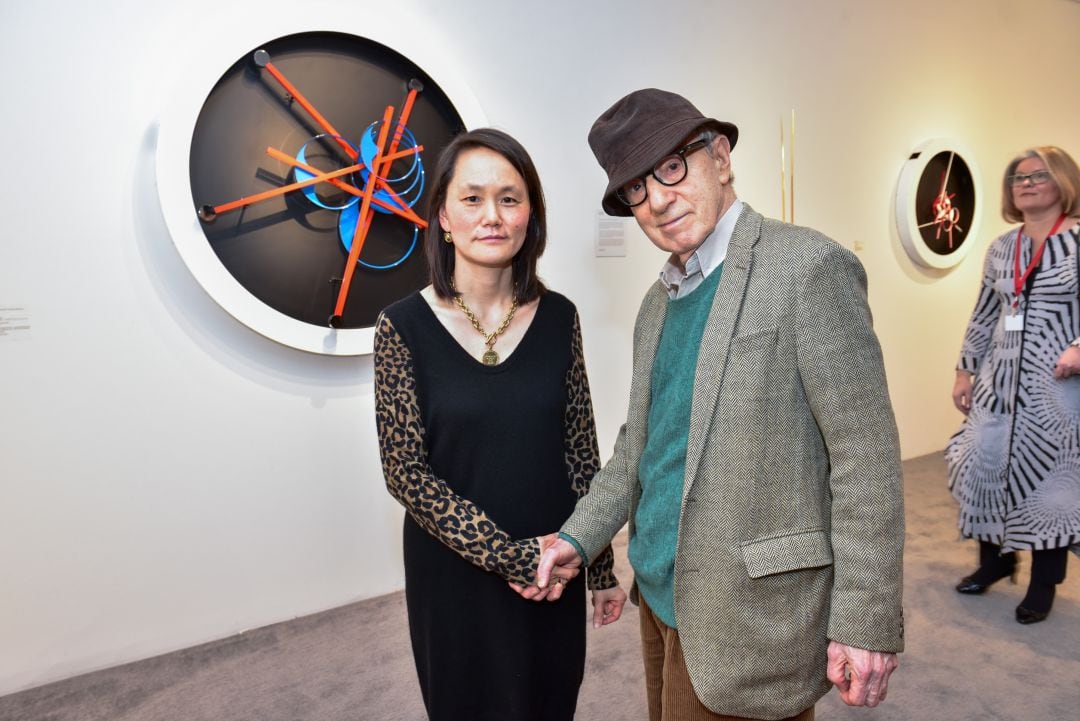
[507,534,581,602]
[508,534,626,628]
[951,371,973,414]
[535,536,584,595]
[826,641,898,707]
[1053,346,1080,379]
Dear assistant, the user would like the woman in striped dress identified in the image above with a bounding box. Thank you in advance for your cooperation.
[947,145,1080,624]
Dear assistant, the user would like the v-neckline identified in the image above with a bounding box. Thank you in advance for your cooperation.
[417,292,544,372]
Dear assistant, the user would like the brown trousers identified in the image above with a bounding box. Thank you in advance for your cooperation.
[639,598,815,721]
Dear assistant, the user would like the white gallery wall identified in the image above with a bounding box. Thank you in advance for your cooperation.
[2,0,1078,695]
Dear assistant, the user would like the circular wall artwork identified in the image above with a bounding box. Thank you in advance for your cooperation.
[894,139,982,269]
[156,22,485,355]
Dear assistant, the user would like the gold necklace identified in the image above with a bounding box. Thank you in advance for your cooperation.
[452,291,518,365]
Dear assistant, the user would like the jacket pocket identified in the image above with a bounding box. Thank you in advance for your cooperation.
[739,529,833,579]
[730,326,777,350]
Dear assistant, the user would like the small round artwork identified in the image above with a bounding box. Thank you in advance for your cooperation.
[895,139,982,269]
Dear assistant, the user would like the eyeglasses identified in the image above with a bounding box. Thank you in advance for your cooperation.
[615,139,710,207]
[1009,170,1053,187]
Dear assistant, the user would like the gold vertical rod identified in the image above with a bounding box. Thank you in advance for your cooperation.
[780,116,787,222]
[789,109,796,224]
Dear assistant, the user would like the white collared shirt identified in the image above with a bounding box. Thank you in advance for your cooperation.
[657,199,743,300]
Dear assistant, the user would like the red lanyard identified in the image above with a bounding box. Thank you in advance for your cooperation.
[1012,213,1066,308]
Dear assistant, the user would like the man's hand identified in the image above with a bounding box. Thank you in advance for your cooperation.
[507,534,581,601]
[590,586,627,628]
[1053,346,1080,379]
[536,537,583,588]
[826,641,898,707]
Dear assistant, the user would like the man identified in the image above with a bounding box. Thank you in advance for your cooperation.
[532,89,904,720]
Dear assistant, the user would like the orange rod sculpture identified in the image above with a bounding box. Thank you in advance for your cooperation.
[264,146,427,227]
[331,105,395,322]
[204,162,363,218]
[261,58,357,162]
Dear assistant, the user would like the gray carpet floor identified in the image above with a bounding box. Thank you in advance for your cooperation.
[2,453,1078,721]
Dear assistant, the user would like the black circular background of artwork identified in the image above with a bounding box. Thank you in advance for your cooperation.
[912,150,977,257]
[189,31,465,329]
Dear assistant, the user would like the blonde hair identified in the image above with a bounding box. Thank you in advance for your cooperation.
[1001,145,1080,223]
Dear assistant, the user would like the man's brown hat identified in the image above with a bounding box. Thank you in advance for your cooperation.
[588,88,738,216]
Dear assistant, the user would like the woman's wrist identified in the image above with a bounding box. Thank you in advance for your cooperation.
[498,538,540,585]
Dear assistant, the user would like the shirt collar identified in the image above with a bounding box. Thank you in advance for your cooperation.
[658,199,743,297]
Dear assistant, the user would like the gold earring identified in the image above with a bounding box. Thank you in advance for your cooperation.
[443,231,453,244]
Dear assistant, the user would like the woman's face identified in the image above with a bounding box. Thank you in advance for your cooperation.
[439,147,531,272]
[1011,156,1062,218]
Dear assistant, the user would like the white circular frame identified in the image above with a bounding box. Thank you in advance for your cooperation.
[156,11,486,356]
[894,138,983,269]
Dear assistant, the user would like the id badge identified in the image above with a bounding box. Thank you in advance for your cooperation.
[1005,312,1025,332]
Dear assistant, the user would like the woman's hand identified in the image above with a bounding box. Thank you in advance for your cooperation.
[952,370,974,414]
[590,586,627,628]
[1053,346,1080,379]
[507,534,580,601]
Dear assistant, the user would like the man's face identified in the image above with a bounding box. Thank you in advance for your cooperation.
[630,134,735,264]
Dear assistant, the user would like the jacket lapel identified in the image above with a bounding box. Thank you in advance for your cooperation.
[629,283,668,446]
[683,205,761,499]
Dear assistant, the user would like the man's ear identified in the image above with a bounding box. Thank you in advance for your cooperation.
[712,135,733,181]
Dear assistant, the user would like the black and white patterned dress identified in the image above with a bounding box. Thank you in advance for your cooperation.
[946,224,1080,553]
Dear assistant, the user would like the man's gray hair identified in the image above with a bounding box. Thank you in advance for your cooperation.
[696,128,734,184]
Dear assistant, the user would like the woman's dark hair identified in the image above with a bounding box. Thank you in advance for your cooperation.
[424,128,547,303]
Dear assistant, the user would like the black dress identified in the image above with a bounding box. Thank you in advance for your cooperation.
[374,291,616,721]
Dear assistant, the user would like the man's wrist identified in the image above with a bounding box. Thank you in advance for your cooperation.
[557,532,588,566]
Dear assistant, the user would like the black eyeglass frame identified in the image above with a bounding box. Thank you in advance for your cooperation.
[615,138,711,208]
[1008,170,1053,187]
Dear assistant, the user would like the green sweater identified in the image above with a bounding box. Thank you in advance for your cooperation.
[629,263,722,628]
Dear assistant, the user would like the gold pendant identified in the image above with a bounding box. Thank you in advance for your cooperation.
[482,350,499,365]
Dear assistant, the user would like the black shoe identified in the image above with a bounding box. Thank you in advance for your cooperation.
[955,566,1017,595]
[1015,605,1050,624]
[1015,582,1055,624]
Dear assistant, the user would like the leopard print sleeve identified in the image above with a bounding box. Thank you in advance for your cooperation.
[374,312,540,585]
[564,312,618,591]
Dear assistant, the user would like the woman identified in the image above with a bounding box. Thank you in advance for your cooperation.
[374,128,626,720]
[947,145,1080,624]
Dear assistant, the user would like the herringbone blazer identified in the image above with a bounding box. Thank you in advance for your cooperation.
[562,204,904,720]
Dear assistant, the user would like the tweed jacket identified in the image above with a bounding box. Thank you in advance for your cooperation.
[562,204,904,720]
